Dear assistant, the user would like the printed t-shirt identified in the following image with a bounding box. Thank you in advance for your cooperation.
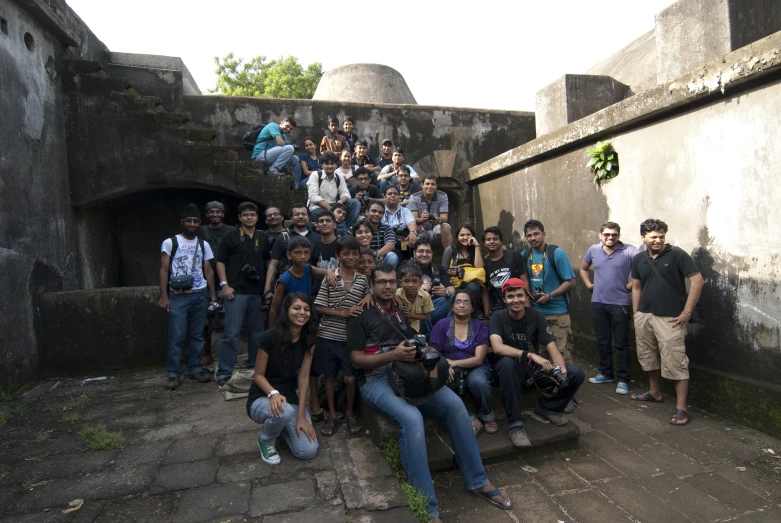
[525,246,575,315]
[489,308,555,353]
[483,250,528,311]
[161,235,214,291]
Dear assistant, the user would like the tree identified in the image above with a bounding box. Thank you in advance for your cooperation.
[209,53,323,99]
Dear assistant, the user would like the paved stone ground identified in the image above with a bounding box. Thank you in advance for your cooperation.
[1,352,780,522]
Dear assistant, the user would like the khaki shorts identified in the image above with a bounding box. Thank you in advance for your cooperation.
[633,311,689,380]
[542,313,574,364]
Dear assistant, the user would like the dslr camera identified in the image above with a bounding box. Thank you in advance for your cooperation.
[393,225,410,238]
[428,213,439,222]
[549,363,569,387]
[240,264,261,281]
[405,334,441,370]
[448,368,468,395]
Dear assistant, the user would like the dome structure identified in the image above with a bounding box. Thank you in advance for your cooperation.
[313,64,417,105]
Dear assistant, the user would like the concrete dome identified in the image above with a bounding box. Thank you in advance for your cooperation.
[313,64,417,105]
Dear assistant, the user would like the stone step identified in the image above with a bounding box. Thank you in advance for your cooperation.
[186,144,242,162]
[71,74,133,96]
[149,109,191,126]
[65,59,104,75]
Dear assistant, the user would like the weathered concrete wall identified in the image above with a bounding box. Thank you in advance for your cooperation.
[106,52,201,95]
[0,0,82,388]
[471,32,781,436]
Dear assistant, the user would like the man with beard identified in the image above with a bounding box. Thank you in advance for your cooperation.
[364,200,398,268]
[399,239,455,332]
[481,226,528,318]
[263,206,287,253]
[409,175,452,249]
[198,201,231,367]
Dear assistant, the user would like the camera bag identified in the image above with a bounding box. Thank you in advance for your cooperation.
[168,235,205,291]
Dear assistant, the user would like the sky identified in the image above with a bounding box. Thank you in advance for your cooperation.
[66,0,678,111]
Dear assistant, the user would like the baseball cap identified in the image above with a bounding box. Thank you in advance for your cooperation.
[381,138,393,146]
[502,278,530,295]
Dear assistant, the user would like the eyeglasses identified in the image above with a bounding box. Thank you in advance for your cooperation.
[374,279,397,286]
[602,233,619,237]
[266,212,282,217]
[454,300,472,306]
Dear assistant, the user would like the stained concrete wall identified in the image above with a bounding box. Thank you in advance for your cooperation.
[0,0,82,388]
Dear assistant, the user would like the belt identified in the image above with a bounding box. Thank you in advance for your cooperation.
[172,289,206,295]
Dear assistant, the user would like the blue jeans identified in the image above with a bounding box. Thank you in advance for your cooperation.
[383,251,399,269]
[465,367,495,422]
[592,302,632,382]
[310,198,361,229]
[360,376,489,518]
[167,289,208,378]
[217,293,266,381]
[249,397,319,460]
[255,144,301,178]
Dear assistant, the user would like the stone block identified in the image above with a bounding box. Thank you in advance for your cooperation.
[341,476,408,511]
[328,439,393,482]
[555,488,631,523]
[1,450,116,485]
[249,479,316,517]
[163,437,217,464]
[595,478,691,523]
[214,431,259,457]
[111,440,172,470]
[216,453,272,483]
[262,506,346,523]
[151,458,219,493]
[173,482,251,523]
[535,74,630,136]
[96,492,178,522]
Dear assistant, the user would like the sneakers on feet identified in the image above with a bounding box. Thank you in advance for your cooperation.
[509,427,532,448]
[165,376,182,390]
[563,398,578,414]
[257,437,281,465]
[589,373,615,384]
[534,405,568,426]
[616,381,629,395]
[188,370,212,383]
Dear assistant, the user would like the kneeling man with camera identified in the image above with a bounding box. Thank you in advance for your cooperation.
[490,278,585,448]
[348,263,512,522]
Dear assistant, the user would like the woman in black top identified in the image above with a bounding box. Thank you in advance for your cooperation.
[247,293,319,465]
[444,223,485,310]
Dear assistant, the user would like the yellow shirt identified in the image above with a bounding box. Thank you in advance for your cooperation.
[396,288,435,332]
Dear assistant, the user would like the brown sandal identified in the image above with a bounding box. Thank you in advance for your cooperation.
[471,418,484,436]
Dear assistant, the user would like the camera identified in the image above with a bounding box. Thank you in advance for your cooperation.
[393,225,410,238]
[240,264,261,281]
[432,278,441,287]
[449,368,467,395]
[550,363,569,387]
[428,213,439,222]
[456,267,465,279]
[405,334,441,370]
[260,293,273,312]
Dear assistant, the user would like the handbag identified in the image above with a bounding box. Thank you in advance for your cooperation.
[448,255,486,288]
[646,258,704,323]
[168,238,201,291]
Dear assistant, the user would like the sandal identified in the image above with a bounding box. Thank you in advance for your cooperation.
[346,415,362,434]
[310,409,325,423]
[630,392,664,403]
[471,418,484,436]
[468,487,513,510]
[484,420,499,434]
[320,416,339,437]
[670,409,691,426]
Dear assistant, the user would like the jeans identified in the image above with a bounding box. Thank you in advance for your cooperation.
[461,282,482,310]
[465,367,495,422]
[592,302,632,382]
[254,144,301,177]
[167,289,208,378]
[310,198,361,230]
[217,293,266,381]
[249,397,319,460]
[383,251,399,269]
[493,357,584,428]
[360,377,490,518]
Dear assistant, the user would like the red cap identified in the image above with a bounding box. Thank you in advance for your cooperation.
[502,278,530,294]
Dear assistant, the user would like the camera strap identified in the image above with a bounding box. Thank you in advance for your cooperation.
[447,317,474,348]
[373,300,413,341]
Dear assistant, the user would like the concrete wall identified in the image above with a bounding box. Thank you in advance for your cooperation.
[0,0,82,388]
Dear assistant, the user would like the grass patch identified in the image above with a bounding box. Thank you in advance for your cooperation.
[0,410,7,428]
[61,412,82,424]
[32,431,51,443]
[62,390,96,411]
[381,436,430,522]
[78,425,123,451]
[0,382,35,402]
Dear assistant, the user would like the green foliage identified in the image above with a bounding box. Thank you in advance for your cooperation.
[586,141,619,186]
[209,53,323,99]
[62,412,82,424]
[0,381,35,402]
[381,437,430,522]
[0,410,7,428]
[62,390,95,411]
[78,425,123,451]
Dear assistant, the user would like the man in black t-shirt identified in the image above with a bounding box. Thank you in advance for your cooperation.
[629,219,703,427]
[347,264,512,519]
[309,212,340,297]
[198,201,231,366]
[215,202,271,386]
[481,226,529,317]
[265,203,321,299]
[489,278,584,448]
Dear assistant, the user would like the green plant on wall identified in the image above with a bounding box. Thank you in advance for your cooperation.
[586,141,619,186]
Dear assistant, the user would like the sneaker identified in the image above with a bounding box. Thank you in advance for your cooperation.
[165,376,181,390]
[257,437,281,465]
[616,381,629,395]
[563,398,578,414]
[509,427,532,448]
[534,405,568,426]
[589,373,615,384]
[217,377,229,387]
[188,370,212,383]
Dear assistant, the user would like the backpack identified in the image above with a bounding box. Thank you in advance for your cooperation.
[307,171,342,207]
[242,122,273,151]
[168,235,205,290]
[520,243,571,303]
[268,231,293,296]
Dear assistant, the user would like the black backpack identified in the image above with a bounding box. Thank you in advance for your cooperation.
[307,171,342,207]
[520,243,571,303]
[242,123,273,151]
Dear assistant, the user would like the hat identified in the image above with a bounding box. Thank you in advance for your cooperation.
[502,277,530,295]
[182,203,200,219]
[381,138,393,145]
[388,358,450,406]
[205,201,225,212]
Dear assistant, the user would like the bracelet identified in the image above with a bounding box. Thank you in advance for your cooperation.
[267,390,279,398]
[340,310,345,318]
[520,350,529,363]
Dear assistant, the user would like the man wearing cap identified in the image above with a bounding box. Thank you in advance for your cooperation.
[158,204,217,390]
[348,263,512,521]
[376,147,420,193]
[198,201,231,367]
[376,138,395,171]
[489,278,585,448]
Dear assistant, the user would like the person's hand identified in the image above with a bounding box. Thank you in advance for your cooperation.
[420,210,430,221]
[421,281,432,293]
[448,365,455,382]
[668,311,691,327]
[269,394,287,417]
[393,295,405,309]
[223,285,235,301]
[535,292,551,304]
[325,269,337,288]
[393,341,417,362]
[447,267,458,276]
[356,191,364,201]
[467,237,479,248]
[400,302,410,314]
[158,295,170,311]
[347,305,363,317]
[431,285,447,297]
[530,353,552,372]
[358,294,373,309]
[296,416,318,443]
[585,283,594,293]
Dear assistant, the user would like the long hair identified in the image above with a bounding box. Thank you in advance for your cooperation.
[452,223,477,258]
[273,293,317,361]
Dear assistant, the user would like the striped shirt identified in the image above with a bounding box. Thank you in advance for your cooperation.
[314,271,371,341]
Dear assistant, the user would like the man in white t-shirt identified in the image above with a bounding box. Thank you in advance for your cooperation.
[158,203,218,390]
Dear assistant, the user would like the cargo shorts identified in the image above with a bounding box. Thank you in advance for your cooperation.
[542,313,574,364]
[633,311,689,380]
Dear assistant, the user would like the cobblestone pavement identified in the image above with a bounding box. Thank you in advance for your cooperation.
[1,356,779,522]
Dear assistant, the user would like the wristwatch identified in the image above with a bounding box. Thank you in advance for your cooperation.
[220,281,227,286]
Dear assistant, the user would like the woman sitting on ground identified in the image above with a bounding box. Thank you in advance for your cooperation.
[247,293,319,465]
[351,217,384,265]
[336,149,358,186]
[428,289,497,436]
[298,137,323,183]
[443,223,485,313]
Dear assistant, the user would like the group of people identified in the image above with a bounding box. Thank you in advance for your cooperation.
[157,117,704,522]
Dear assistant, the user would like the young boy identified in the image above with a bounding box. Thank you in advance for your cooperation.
[314,236,370,437]
[320,117,348,156]
[338,116,358,152]
[268,236,312,326]
[332,202,348,233]
[357,248,376,279]
[349,167,384,213]
[396,263,434,333]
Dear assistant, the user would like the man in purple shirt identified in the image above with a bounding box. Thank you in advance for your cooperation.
[579,221,639,395]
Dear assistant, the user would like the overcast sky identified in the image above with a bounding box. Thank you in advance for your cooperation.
[67,0,677,111]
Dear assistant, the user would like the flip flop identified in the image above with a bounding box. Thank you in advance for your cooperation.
[320,417,339,437]
[630,392,664,403]
[670,409,692,426]
[346,415,362,434]
[484,420,499,434]
[468,487,513,510]
[310,409,325,423]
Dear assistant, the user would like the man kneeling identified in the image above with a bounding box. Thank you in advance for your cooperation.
[348,264,512,522]
[489,278,585,448]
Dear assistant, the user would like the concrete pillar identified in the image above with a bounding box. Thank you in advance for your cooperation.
[656,0,781,84]
[534,75,630,136]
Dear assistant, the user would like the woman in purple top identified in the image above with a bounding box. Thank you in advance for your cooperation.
[429,289,496,435]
